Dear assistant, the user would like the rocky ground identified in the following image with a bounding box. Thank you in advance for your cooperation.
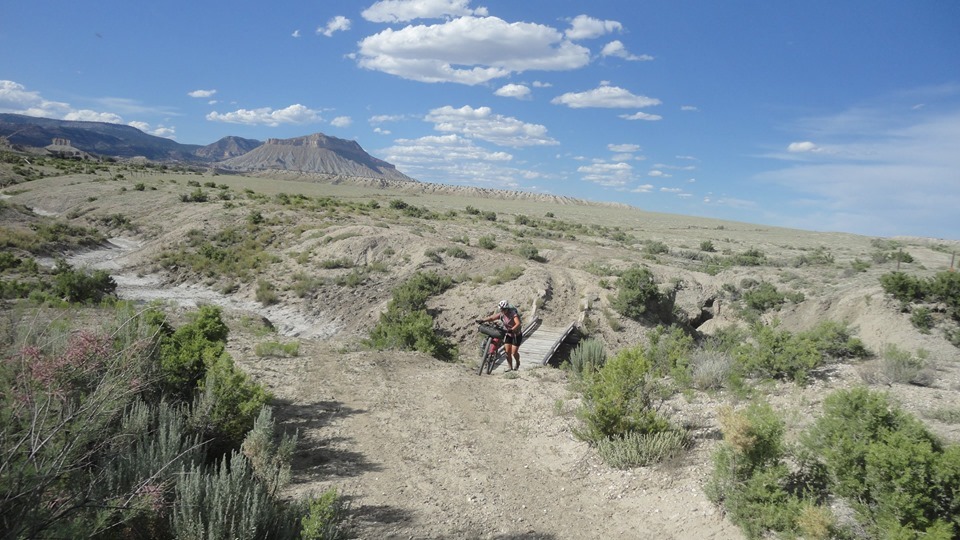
[5,169,960,538]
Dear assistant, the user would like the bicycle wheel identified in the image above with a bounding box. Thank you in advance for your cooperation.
[485,347,496,374]
[478,336,492,375]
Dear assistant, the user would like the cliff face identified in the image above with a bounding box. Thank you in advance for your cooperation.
[215,133,415,182]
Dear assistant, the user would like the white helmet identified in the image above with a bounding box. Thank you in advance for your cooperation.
[498,300,509,309]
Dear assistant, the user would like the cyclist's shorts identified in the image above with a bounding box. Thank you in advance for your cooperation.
[504,332,522,346]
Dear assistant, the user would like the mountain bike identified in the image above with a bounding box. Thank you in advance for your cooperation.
[476,322,504,375]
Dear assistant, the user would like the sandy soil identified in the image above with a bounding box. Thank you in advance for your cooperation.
[6,170,960,539]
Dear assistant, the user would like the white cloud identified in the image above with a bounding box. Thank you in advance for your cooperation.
[632,184,654,193]
[681,105,699,112]
[0,80,174,129]
[552,83,660,109]
[356,16,590,85]
[318,16,351,37]
[373,127,392,135]
[577,161,633,187]
[362,0,486,23]
[330,115,352,127]
[369,114,406,123]
[709,197,757,210]
[565,15,622,40]
[619,111,662,121]
[292,29,301,38]
[0,80,71,118]
[206,104,322,126]
[648,170,670,178]
[787,141,819,153]
[654,163,695,171]
[608,143,640,153]
[379,133,536,189]
[188,89,217,98]
[62,110,124,123]
[128,121,176,139]
[425,105,558,147]
[759,103,960,237]
[600,40,653,61]
[494,83,531,99]
[532,81,552,88]
[660,187,683,193]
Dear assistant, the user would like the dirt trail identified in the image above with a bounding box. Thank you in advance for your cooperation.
[237,342,743,540]
[62,239,743,539]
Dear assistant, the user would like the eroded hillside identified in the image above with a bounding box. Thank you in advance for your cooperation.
[3,162,959,538]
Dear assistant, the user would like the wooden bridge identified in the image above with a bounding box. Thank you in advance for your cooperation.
[488,317,578,373]
[482,290,587,374]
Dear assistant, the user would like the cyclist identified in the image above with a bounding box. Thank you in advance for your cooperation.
[477,300,522,372]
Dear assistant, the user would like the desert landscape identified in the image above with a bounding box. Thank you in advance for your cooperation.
[3,157,959,539]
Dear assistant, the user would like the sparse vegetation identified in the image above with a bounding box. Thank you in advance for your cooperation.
[611,266,663,321]
[4,148,958,539]
[366,271,457,360]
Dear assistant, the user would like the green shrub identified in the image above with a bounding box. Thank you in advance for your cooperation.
[643,241,670,255]
[741,282,786,312]
[575,345,671,445]
[734,321,866,384]
[700,240,716,252]
[319,257,353,269]
[516,243,542,261]
[194,353,272,454]
[706,403,808,538]
[172,449,299,540]
[850,258,870,272]
[366,272,456,360]
[911,306,935,333]
[731,248,767,266]
[489,265,523,284]
[366,307,455,360]
[159,305,227,394]
[643,325,694,383]
[51,259,117,303]
[478,235,496,249]
[689,349,733,390]
[241,407,297,497]
[567,338,606,381]
[300,488,349,540]
[181,187,208,202]
[445,246,469,259]
[254,340,300,358]
[256,279,279,306]
[802,387,960,537]
[596,429,689,469]
[880,271,926,303]
[611,266,662,321]
[424,248,442,263]
[867,344,935,386]
[793,246,834,267]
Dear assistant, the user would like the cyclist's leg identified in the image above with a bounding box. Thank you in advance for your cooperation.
[504,342,516,370]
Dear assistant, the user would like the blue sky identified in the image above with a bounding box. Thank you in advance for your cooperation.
[2,1,958,240]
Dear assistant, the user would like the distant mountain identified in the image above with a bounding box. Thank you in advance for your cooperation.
[0,113,201,161]
[195,136,262,161]
[215,133,415,182]
[0,114,413,182]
